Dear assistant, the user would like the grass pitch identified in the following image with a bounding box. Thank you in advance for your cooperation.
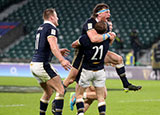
[0,77,160,115]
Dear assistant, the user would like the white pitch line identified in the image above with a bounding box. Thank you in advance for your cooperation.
[0,104,24,107]
[119,99,160,103]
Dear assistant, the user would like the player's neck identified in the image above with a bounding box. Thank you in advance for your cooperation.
[44,20,56,27]
[96,17,104,22]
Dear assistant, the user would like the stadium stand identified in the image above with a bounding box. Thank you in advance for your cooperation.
[0,0,160,64]
[0,0,24,12]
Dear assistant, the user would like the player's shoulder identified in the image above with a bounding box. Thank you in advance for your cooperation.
[43,23,57,34]
[86,18,96,23]
[79,34,90,44]
[79,34,89,40]
[41,23,56,31]
[83,18,96,30]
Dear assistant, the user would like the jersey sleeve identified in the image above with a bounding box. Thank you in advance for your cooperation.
[83,20,94,32]
[46,27,58,39]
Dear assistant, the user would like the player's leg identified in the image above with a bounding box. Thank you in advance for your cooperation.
[105,51,130,88]
[63,48,83,88]
[39,83,53,115]
[84,86,107,112]
[71,85,97,111]
[70,67,83,111]
[70,68,91,111]
[93,69,107,115]
[85,86,107,100]
[76,68,94,115]
[53,61,82,114]
[63,67,79,88]
[30,62,64,115]
[105,51,142,91]
[95,87,106,115]
[76,84,86,115]
[85,86,107,99]
[48,76,65,115]
[70,85,107,112]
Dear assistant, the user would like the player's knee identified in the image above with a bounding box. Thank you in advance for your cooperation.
[60,89,65,96]
[90,86,95,91]
[56,91,64,97]
[57,88,65,96]
[69,78,75,84]
[117,55,123,64]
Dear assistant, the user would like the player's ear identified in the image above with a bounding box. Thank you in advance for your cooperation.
[50,15,55,21]
[50,15,54,20]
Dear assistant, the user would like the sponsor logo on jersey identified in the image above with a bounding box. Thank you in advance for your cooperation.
[51,29,56,35]
[88,23,93,30]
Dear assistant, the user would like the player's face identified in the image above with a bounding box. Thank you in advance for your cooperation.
[52,12,59,26]
[99,10,111,22]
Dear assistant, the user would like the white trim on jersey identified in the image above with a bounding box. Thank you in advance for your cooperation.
[44,21,56,28]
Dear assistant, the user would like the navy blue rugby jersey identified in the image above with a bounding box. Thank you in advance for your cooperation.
[81,18,110,35]
[32,21,58,62]
[79,34,110,70]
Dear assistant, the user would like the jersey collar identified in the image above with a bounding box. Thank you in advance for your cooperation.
[44,21,56,28]
[95,18,99,22]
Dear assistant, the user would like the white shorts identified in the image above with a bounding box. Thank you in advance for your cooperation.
[30,62,59,83]
[79,68,106,88]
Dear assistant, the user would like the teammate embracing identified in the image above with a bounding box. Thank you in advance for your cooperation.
[52,3,142,114]
[72,21,115,115]
[69,3,142,112]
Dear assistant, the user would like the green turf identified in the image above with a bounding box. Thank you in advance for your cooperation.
[0,77,160,115]
[0,77,76,87]
[0,77,39,86]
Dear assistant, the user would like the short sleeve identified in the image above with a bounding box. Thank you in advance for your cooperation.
[46,27,58,39]
[83,20,94,32]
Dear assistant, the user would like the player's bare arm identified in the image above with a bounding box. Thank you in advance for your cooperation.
[47,36,72,70]
[87,29,115,43]
[71,40,80,48]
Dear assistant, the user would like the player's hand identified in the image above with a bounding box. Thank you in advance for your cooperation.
[109,32,116,40]
[109,32,116,37]
[60,59,72,71]
[60,48,70,57]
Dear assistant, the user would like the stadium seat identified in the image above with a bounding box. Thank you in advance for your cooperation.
[0,0,160,62]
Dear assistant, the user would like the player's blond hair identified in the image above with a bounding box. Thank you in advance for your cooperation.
[43,8,55,20]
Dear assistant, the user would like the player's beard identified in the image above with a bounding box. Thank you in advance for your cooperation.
[101,17,107,22]
[55,21,59,26]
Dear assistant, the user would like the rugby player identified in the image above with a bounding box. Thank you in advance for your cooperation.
[73,21,115,115]
[30,8,71,115]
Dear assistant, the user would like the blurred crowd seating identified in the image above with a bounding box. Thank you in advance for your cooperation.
[0,0,160,62]
[0,0,24,12]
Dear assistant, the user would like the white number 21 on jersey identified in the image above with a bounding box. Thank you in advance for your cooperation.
[91,45,103,60]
